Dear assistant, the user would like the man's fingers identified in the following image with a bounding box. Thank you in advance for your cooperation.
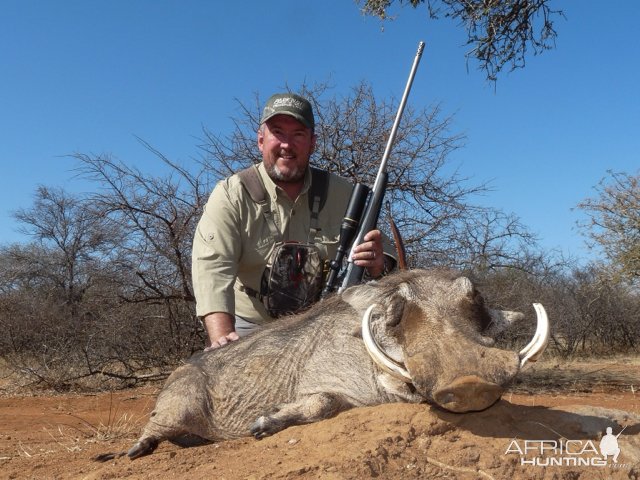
[362,229,382,242]
[204,332,240,351]
[351,229,384,270]
[354,243,380,254]
[354,230,382,253]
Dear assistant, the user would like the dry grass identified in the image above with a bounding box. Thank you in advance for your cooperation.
[66,410,140,442]
[511,354,640,395]
[74,392,144,440]
[12,392,146,459]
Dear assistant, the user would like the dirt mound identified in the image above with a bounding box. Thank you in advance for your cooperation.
[1,386,639,480]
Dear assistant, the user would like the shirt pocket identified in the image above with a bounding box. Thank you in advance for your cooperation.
[242,223,277,275]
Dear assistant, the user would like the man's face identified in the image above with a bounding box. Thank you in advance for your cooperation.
[258,114,316,183]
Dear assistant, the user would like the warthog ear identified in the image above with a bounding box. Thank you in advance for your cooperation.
[341,285,373,312]
[383,292,407,328]
[484,309,525,337]
[342,281,413,321]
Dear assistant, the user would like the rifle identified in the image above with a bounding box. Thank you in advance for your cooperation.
[322,41,425,296]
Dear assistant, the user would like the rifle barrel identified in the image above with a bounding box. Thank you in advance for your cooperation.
[372,40,425,192]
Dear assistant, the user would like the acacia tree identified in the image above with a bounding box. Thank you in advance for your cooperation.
[0,187,133,389]
[451,210,540,272]
[357,0,563,81]
[70,145,215,360]
[72,146,207,306]
[577,170,640,284]
[0,151,212,389]
[11,186,117,319]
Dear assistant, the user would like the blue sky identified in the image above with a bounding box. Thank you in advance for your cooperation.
[1,1,639,264]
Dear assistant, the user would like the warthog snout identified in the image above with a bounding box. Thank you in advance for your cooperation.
[403,344,521,412]
[433,375,504,413]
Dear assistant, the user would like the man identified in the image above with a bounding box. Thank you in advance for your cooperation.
[192,93,395,349]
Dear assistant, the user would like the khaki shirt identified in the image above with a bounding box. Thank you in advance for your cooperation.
[192,163,394,324]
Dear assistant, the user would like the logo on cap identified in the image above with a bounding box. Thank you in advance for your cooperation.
[261,93,314,129]
[272,97,306,110]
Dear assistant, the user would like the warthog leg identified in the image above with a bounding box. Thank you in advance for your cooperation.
[127,437,159,459]
[249,392,351,439]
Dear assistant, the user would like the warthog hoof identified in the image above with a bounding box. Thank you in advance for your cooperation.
[250,415,286,439]
[127,437,159,459]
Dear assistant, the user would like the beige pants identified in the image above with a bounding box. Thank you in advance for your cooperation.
[234,315,262,337]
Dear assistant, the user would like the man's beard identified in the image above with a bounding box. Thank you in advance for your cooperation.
[265,160,306,183]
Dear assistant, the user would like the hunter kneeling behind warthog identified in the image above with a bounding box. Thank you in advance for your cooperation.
[97,268,549,460]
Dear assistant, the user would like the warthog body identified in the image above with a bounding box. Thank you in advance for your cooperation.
[124,269,547,459]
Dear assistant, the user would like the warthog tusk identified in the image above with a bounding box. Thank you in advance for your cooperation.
[362,304,413,383]
[518,303,550,368]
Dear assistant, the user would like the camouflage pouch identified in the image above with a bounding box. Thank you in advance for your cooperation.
[260,241,324,318]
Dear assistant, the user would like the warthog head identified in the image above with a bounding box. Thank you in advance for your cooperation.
[344,269,549,413]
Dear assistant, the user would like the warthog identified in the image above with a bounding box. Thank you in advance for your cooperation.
[110,268,549,460]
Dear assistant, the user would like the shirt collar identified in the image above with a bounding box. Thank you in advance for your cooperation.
[256,162,312,202]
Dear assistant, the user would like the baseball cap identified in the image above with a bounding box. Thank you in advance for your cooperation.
[260,93,315,130]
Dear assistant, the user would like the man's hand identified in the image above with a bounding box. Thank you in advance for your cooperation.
[351,229,385,278]
[203,312,240,351]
